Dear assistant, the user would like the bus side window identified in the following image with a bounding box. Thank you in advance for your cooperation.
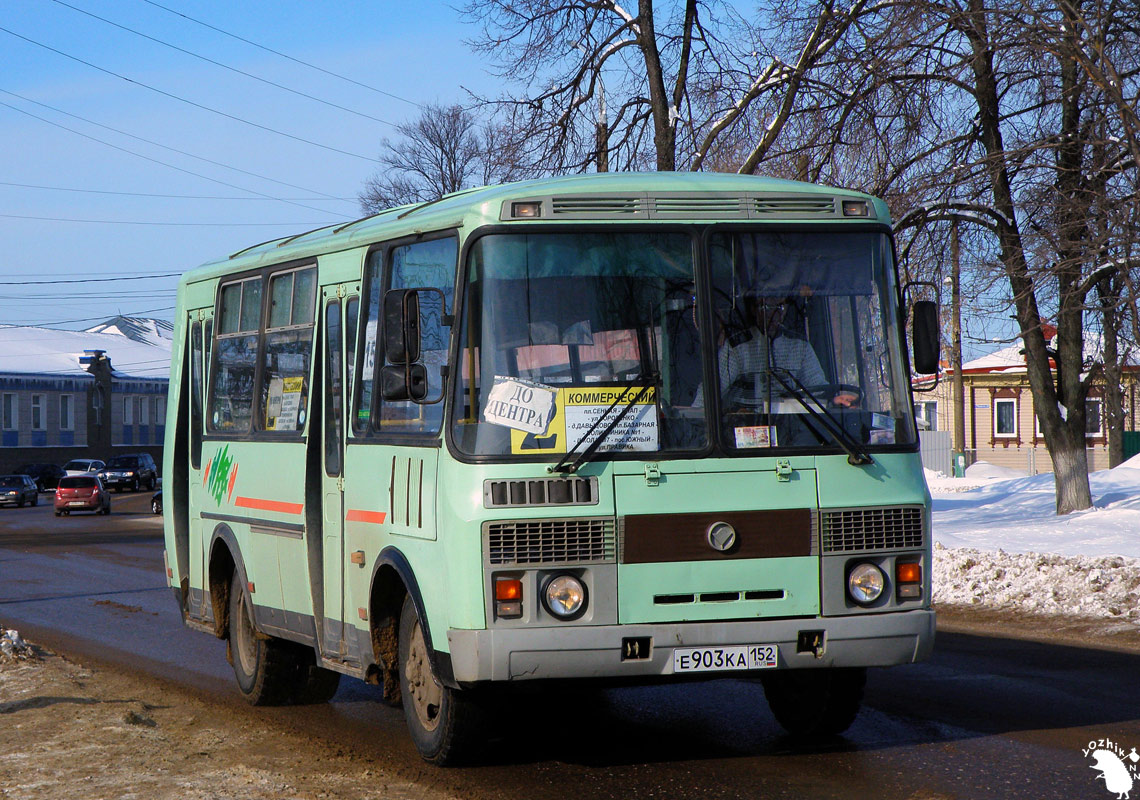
[190,322,203,469]
[377,237,456,434]
[324,300,343,476]
[209,277,262,433]
[261,266,317,433]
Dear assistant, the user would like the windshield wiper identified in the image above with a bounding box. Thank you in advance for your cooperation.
[767,369,873,466]
[548,376,657,475]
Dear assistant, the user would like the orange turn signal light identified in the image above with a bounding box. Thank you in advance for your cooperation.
[896,562,922,584]
[495,578,523,601]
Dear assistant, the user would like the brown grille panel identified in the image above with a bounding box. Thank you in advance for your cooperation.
[486,518,616,565]
[821,507,924,553]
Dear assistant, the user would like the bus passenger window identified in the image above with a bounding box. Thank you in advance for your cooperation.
[262,266,316,433]
[209,277,262,433]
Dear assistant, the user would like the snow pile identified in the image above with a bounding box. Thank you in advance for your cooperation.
[931,458,1140,623]
[933,544,1140,621]
[0,629,34,664]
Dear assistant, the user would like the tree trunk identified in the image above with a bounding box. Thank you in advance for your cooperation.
[636,0,676,170]
[1051,433,1093,514]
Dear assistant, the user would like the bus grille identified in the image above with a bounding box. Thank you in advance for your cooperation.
[539,193,846,220]
[820,506,924,553]
[485,518,616,565]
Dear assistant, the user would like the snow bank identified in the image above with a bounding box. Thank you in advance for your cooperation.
[933,544,1140,621]
[931,459,1140,624]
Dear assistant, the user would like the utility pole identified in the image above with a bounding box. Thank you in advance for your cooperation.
[950,222,966,476]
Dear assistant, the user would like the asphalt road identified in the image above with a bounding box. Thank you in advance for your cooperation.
[0,495,1136,800]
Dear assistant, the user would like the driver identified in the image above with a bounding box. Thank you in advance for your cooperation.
[717,294,857,409]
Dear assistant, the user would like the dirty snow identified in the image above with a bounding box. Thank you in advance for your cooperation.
[929,455,1140,623]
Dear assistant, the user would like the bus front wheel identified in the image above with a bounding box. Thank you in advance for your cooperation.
[228,572,300,706]
[398,595,480,765]
[760,667,866,738]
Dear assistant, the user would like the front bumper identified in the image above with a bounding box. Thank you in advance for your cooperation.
[447,609,935,684]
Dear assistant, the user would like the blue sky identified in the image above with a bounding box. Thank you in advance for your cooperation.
[1,0,495,329]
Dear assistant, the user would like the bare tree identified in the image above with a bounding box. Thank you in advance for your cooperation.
[359,104,521,213]
[460,0,873,174]
[745,0,1140,512]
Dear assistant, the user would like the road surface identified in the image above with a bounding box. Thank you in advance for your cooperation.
[0,493,1135,799]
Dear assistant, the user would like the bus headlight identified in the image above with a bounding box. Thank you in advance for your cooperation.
[543,574,587,619]
[847,563,885,605]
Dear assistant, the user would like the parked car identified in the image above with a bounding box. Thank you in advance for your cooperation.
[0,475,39,507]
[100,453,158,492]
[14,463,64,492]
[151,489,162,515]
[54,475,111,516]
[63,459,106,477]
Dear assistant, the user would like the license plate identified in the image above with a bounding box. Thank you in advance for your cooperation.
[69,501,87,506]
[672,644,778,673]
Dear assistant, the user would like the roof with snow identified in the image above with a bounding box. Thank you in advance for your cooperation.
[84,316,173,346]
[957,326,1139,375]
[0,323,171,380]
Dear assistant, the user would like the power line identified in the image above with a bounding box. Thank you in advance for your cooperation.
[139,0,424,110]
[0,212,330,227]
[2,306,176,327]
[1,273,182,285]
[0,97,353,218]
[0,89,355,205]
[49,0,400,128]
[0,180,352,202]
[0,25,379,163]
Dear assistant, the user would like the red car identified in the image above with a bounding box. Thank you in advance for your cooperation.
[54,475,111,516]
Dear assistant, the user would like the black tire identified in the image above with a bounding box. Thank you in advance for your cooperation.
[293,654,341,704]
[54,510,61,517]
[148,476,156,491]
[227,572,301,705]
[102,504,111,515]
[132,478,140,492]
[30,494,37,507]
[398,595,482,765]
[760,667,866,738]
[152,498,160,514]
[16,497,24,508]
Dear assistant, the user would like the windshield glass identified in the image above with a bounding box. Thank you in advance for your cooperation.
[451,231,705,457]
[60,477,96,488]
[107,457,138,468]
[708,230,916,450]
[0,478,22,488]
[64,461,90,471]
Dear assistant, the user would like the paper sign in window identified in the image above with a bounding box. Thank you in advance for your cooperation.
[484,378,556,435]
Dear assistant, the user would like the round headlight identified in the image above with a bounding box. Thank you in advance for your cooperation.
[543,574,587,619]
[847,563,885,605]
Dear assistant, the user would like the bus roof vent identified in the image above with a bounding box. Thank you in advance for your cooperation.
[550,196,645,218]
[751,196,837,217]
[651,196,748,218]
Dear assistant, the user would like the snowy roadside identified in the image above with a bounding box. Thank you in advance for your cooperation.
[929,459,1140,629]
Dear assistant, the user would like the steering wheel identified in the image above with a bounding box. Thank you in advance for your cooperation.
[807,383,864,408]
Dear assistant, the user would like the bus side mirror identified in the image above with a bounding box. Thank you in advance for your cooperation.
[384,289,420,364]
[381,287,447,405]
[912,300,940,375]
[380,363,427,402]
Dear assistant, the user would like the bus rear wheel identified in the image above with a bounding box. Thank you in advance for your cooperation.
[760,667,866,738]
[398,595,480,765]
[228,572,301,706]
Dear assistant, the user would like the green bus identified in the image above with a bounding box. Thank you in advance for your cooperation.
[163,172,939,764]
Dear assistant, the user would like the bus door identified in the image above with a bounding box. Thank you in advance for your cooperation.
[319,287,351,660]
[186,309,213,621]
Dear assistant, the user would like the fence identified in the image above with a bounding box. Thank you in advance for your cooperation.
[918,430,953,475]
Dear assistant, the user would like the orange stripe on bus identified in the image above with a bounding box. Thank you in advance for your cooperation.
[346,509,387,524]
[234,496,304,515]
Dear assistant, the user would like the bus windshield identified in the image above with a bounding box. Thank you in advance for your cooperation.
[450,229,915,458]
